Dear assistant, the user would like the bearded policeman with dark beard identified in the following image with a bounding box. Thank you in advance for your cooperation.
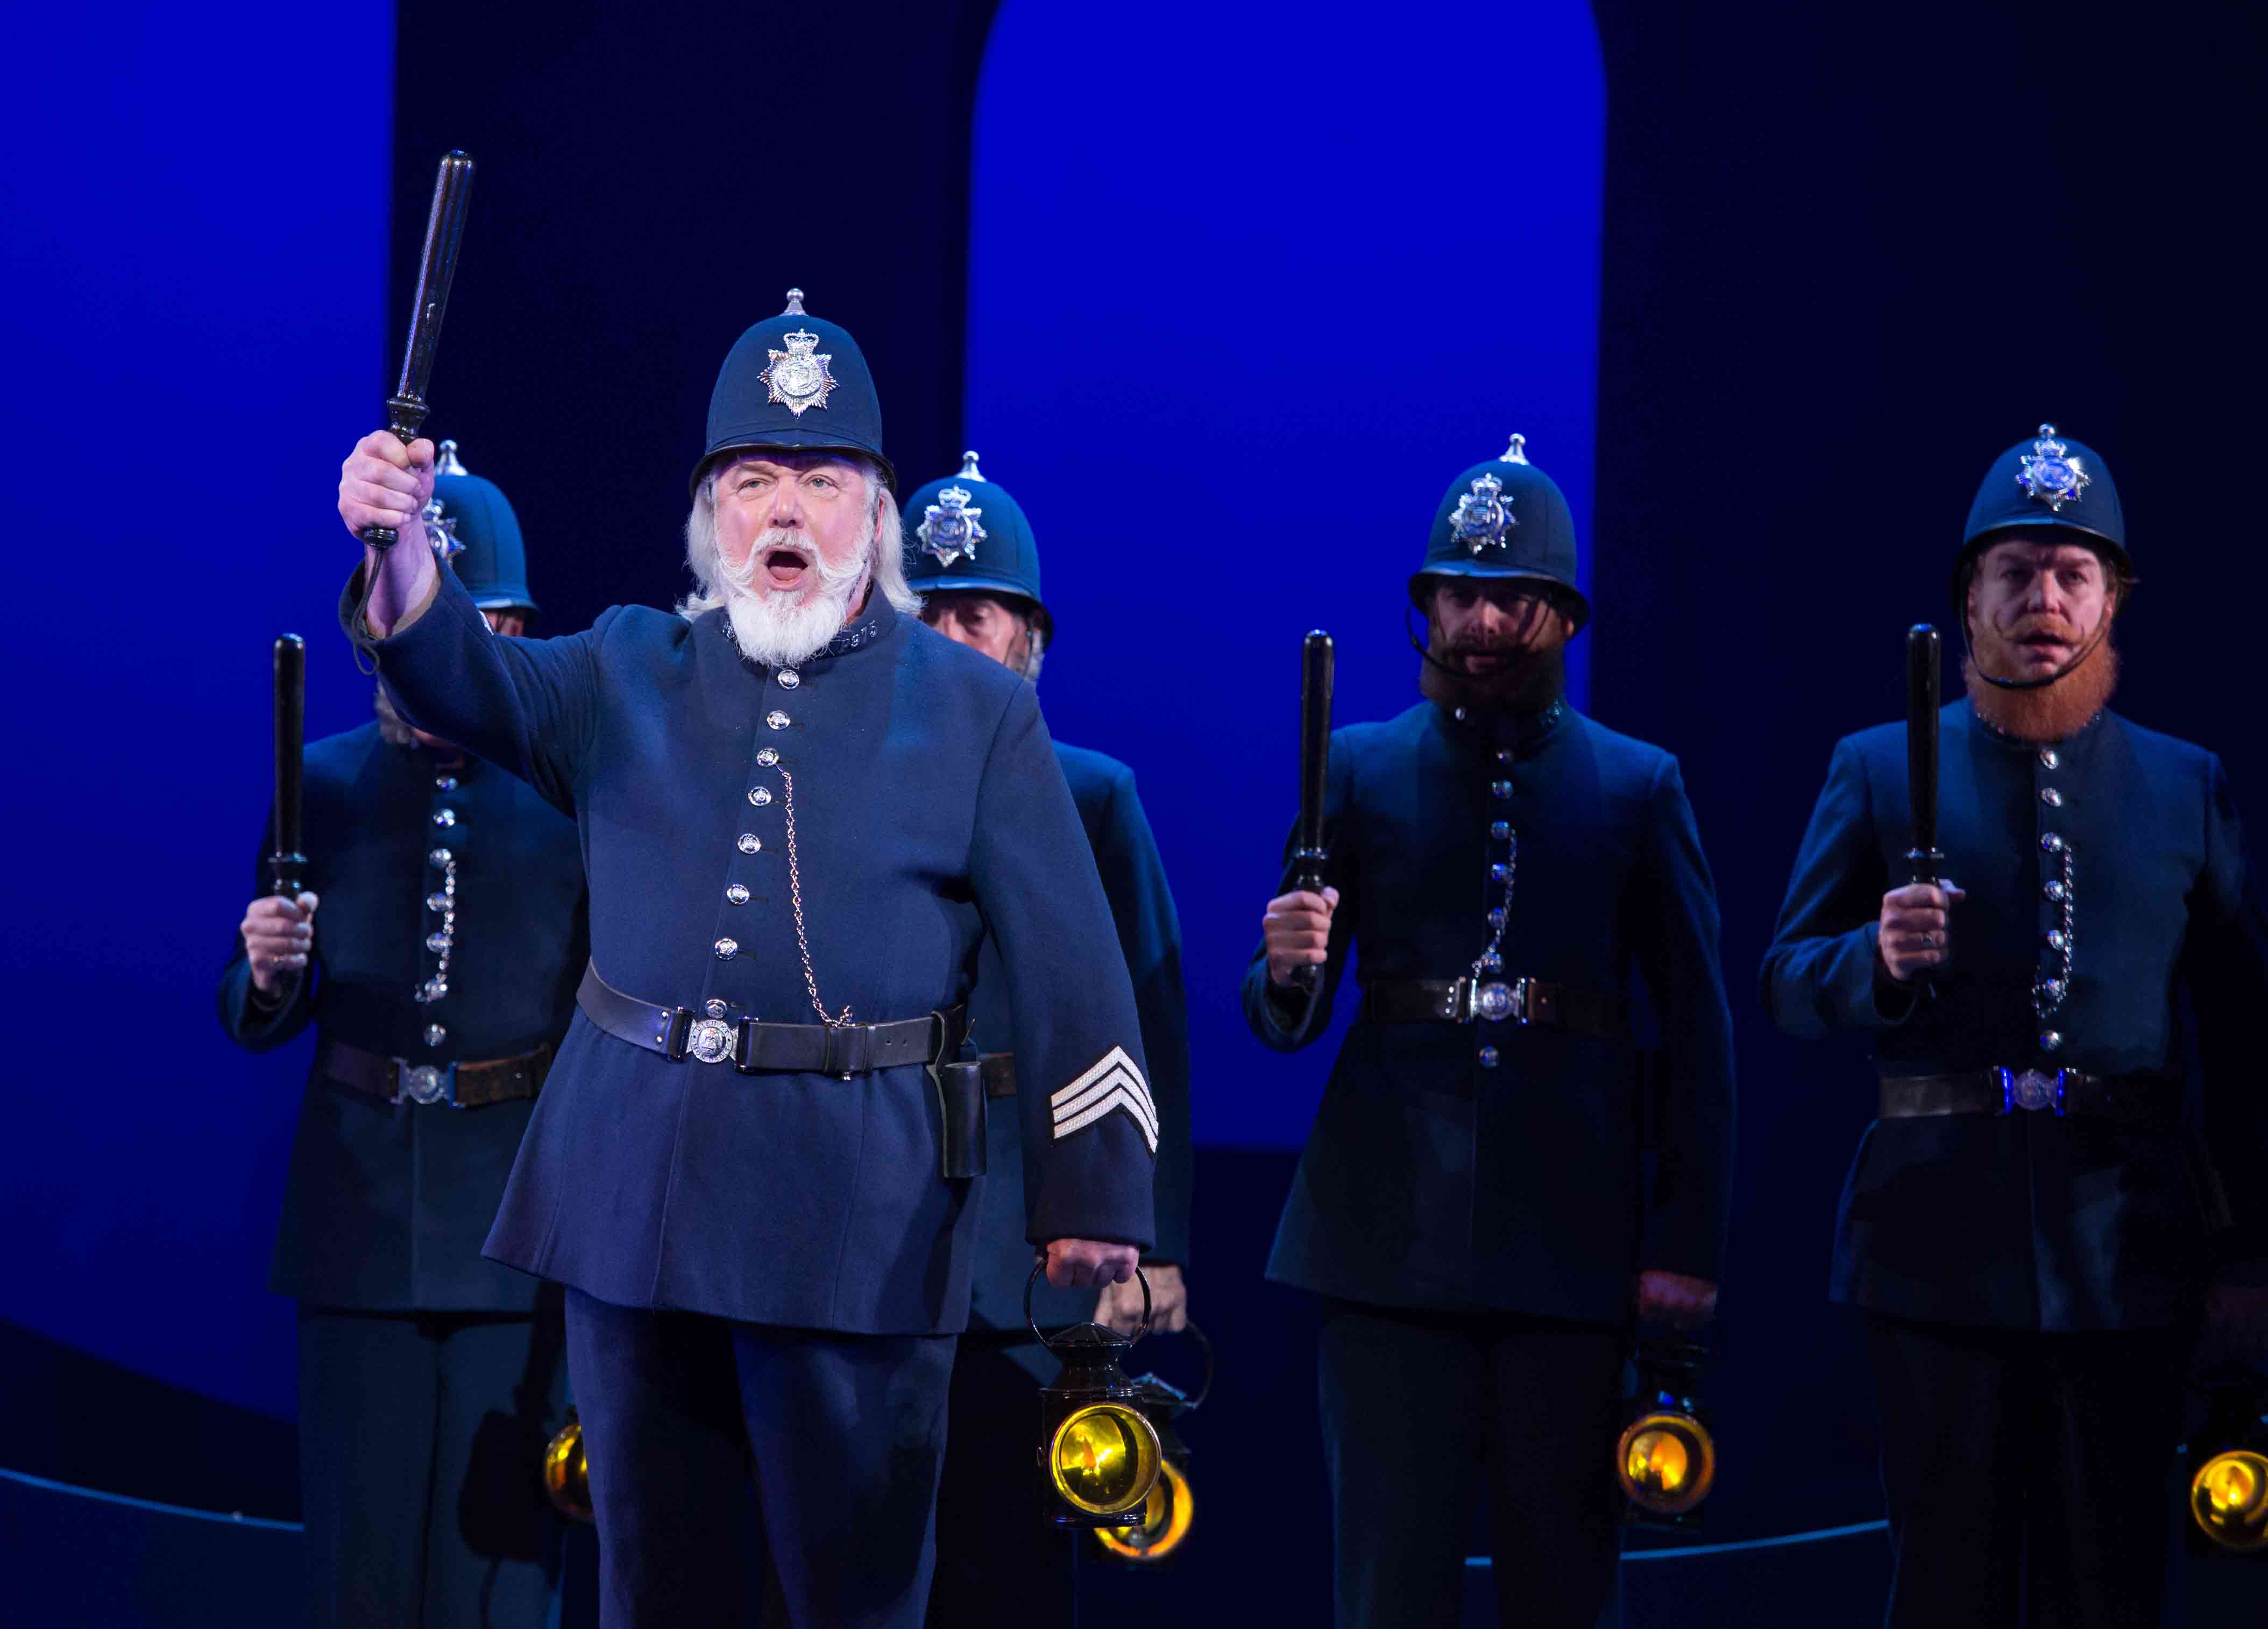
[1763,425,2268,1626]
[1244,436,1737,1629]
[332,292,1158,1629]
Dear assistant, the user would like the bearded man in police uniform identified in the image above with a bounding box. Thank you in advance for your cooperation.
[898,454,1194,1624]
[332,292,1158,1629]
[224,444,587,1629]
[1764,425,2268,1627]
[1245,437,1736,1629]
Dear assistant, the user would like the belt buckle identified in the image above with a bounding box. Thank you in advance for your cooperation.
[686,1018,736,1065]
[1997,1067,2067,1116]
[396,1062,457,1107]
[1472,978,1527,1024]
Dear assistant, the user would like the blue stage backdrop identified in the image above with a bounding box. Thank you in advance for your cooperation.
[963,0,1605,1147]
[0,5,395,1419]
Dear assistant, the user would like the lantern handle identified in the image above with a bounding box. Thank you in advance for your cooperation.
[1025,1259,1152,1347]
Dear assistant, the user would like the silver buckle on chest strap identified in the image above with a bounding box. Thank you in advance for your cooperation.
[1996,1067,2067,1116]
[1452,976,1530,1024]
[393,1061,459,1107]
[686,1018,736,1065]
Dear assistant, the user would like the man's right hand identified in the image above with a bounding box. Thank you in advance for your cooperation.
[338,433,439,635]
[1263,886,1339,988]
[240,892,318,993]
[1877,882,1964,983]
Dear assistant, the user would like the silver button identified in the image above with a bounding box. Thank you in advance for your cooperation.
[435,775,458,791]
[767,710,791,730]
[2038,749,2059,770]
[1488,908,1506,930]
[432,809,457,827]
[1490,821,1511,841]
[726,884,750,905]
[1496,750,1513,764]
[2045,881,2066,901]
[2047,929,2068,952]
[424,1024,446,1047]
[1491,780,1513,800]
[2039,1030,2063,1052]
[1490,863,1510,883]
[1480,951,1503,973]
[1453,707,1469,723]
[2040,833,2064,853]
[427,891,449,911]
[779,669,800,689]
[757,748,779,767]
[1478,1046,1500,1069]
[714,938,740,959]
[705,999,729,1019]
[2038,978,2067,1005]
[429,847,452,865]
[2040,788,2064,808]
[738,833,762,854]
[426,932,451,953]
[748,787,772,806]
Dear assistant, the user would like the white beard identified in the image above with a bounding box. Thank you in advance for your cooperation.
[718,523,870,668]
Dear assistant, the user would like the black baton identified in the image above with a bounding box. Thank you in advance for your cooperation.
[269,633,306,898]
[1905,625,1943,888]
[1289,631,1335,993]
[362,151,474,550]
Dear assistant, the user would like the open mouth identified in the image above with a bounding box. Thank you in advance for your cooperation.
[759,543,812,591]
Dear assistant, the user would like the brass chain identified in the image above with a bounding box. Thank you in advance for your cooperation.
[778,767,854,1028]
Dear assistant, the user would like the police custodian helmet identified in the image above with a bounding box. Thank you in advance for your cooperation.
[428,441,537,617]
[899,452,1053,642]
[692,289,894,494]
[1952,423,2129,608]
[1409,434,1591,633]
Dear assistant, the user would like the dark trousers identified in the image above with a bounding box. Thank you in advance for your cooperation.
[1864,1314,2194,1628]
[1319,1298,1625,1629]
[565,1287,957,1629]
[296,1304,569,1629]
[926,1334,1075,1626]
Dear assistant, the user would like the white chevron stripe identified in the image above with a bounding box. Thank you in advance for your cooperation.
[1052,1070,1158,1128]
[1054,1086,1160,1152]
[1052,1045,1151,1109]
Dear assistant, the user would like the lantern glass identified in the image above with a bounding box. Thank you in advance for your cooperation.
[2191,1449,2268,1553]
[1049,1402,1164,1516]
[1616,1412,1715,1516]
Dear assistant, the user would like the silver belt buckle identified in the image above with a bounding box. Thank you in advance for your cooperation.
[687,1018,736,1065]
[1997,1067,2066,1116]
[395,1061,457,1107]
[1472,978,1527,1024]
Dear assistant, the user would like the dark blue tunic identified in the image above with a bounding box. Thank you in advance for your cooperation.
[217,722,588,1312]
[963,743,1193,1332]
[1762,701,2268,1329]
[344,566,1157,1335]
[1243,700,1737,1324]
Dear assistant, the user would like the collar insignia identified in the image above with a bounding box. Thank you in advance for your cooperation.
[761,328,836,417]
[422,496,465,562]
[918,484,986,568]
[1450,471,1515,555]
[2015,423,2089,512]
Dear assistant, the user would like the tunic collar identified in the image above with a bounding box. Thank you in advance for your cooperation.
[1432,695,1572,758]
[697,593,901,676]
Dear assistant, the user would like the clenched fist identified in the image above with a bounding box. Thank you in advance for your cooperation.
[1263,886,1340,988]
[338,431,437,544]
[1877,881,1965,984]
[241,891,318,994]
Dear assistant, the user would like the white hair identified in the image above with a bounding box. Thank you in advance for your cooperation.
[678,456,920,626]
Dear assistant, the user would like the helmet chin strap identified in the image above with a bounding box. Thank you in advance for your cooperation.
[1404,604,1544,677]
[1960,603,2116,693]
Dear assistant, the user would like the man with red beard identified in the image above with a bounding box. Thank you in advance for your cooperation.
[331,292,1157,1629]
[1245,436,1736,1628]
[1764,424,2268,1625]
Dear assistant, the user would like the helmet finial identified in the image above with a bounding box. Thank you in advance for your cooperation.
[436,439,470,477]
[959,450,985,482]
[783,287,806,316]
[1501,433,1528,465]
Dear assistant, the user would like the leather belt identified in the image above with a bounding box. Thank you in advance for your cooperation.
[1362,977,1633,1041]
[577,962,963,1078]
[1880,1068,2181,1127]
[320,1037,553,1109]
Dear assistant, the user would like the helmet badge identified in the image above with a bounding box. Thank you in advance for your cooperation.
[2015,424,2090,513]
[1450,472,1515,556]
[918,484,987,569]
[760,292,835,417]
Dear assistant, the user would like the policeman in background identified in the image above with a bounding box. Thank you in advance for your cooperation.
[901,454,1194,1625]
[1245,436,1736,1628]
[1763,425,2268,1626]
[222,444,589,1628]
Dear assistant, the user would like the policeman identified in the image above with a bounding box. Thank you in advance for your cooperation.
[899,453,1194,1625]
[332,291,1158,1629]
[222,443,588,1629]
[1244,436,1736,1628]
[1763,424,2268,1626]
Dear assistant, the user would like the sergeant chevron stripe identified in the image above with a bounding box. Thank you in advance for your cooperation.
[1051,1046,1158,1153]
